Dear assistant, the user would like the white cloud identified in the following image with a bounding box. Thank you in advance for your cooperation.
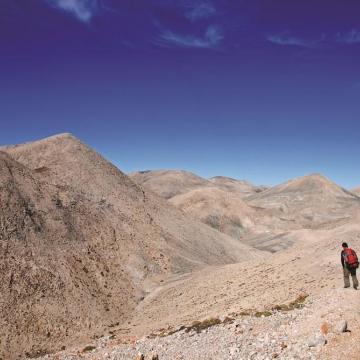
[267,34,311,47]
[185,2,217,22]
[46,0,98,22]
[336,30,360,44]
[158,25,223,49]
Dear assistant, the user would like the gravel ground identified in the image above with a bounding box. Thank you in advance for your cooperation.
[40,287,359,360]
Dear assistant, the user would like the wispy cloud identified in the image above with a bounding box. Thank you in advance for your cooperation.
[268,30,360,48]
[336,29,360,44]
[185,2,217,22]
[46,0,98,22]
[267,34,313,48]
[158,25,223,49]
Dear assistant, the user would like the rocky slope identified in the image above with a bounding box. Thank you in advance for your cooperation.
[352,187,360,196]
[0,151,137,359]
[40,218,360,360]
[40,288,360,360]
[0,134,261,359]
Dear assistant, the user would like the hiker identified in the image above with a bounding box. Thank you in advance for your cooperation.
[341,242,359,289]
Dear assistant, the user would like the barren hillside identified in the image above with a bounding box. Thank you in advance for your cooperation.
[0,150,143,359]
[246,174,358,226]
[129,170,210,199]
[352,187,360,196]
[129,171,265,199]
[0,134,261,359]
[210,176,267,196]
[134,171,360,252]
[169,187,256,239]
[165,186,297,252]
[236,174,360,250]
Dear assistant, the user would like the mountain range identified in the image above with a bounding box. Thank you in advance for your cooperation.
[1,134,360,359]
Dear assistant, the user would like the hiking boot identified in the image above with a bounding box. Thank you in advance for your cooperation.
[354,285,358,290]
[344,285,350,288]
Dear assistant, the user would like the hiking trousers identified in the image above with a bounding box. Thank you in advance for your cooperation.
[343,266,359,289]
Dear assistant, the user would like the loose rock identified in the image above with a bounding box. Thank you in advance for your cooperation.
[308,334,327,348]
[336,320,348,333]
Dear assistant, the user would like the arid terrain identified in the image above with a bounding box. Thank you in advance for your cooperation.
[0,134,259,359]
[131,170,360,252]
[1,134,359,360]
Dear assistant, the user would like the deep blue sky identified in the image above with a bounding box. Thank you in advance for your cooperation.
[1,0,360,188]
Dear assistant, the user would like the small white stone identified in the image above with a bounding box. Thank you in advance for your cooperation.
[336,320,348,333]
[308,334,327,348]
